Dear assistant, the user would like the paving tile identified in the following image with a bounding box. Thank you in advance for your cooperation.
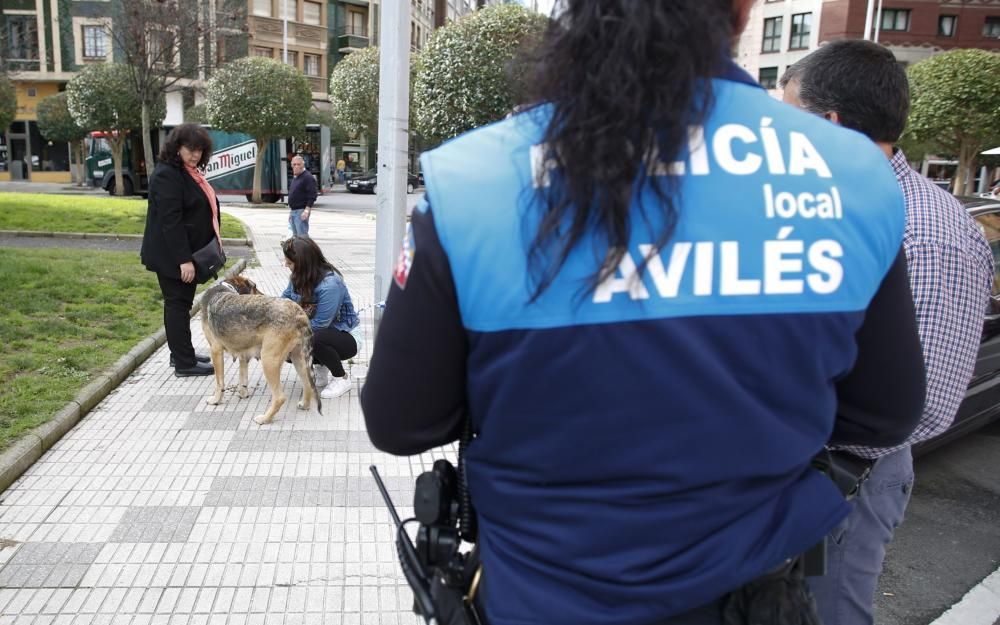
[108,507,201,543]
[0,208,429,624]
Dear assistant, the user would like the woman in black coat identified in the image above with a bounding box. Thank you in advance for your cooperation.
[140,123,221,376]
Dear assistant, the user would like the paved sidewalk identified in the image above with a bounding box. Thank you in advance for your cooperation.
[0,207,440,624]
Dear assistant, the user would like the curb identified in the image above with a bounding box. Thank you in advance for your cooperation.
[0,257,249,494]
[0,230,254,247]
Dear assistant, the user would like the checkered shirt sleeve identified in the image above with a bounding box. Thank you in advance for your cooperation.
[840,150,994,459]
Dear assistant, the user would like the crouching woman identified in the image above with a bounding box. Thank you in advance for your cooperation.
[280,236,360,399]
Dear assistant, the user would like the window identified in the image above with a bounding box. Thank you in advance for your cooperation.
[789,13,811,50]
[880,9,910,32]
[7,16,39,60]
[346,10,366,35]
[984,17,1000,39]
[303,1,321,25]
[938,15,957,37]
[279,0,295,20]
[284,51,298,67]
[149,31,175,67]
[82,25,108,59]
[303,53,320,76]
[254,46,273,57]
[253,0,271,17]
[762,17,782,53]
[758,67,778,89]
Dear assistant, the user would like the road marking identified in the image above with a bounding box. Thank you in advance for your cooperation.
[930,565,1000,625]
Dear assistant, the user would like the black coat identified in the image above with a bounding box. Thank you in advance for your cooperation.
[140,162,219,279]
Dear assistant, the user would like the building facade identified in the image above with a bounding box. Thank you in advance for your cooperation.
[820,0,1000,65]
[0,0,237,183]
[735,0,824,93]
[247,0,330,101]
[737,0,1000,95]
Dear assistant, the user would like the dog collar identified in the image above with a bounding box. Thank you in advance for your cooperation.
[219,281,239,294]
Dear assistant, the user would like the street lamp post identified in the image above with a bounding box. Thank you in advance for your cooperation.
[863,0,875,40]
[873,0,884,43]
[373,0,411,332]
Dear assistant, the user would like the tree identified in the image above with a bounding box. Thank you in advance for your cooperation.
[0,73,14,133]
[67,63,164,196]
[413,3,546,145]
[205,57,312,203]
[36,93,88,185]
[108,0,246,176]
[328,46,381,139]
[904,49,1000,195]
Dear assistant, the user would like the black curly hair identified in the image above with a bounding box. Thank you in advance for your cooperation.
[520,0,739,300]
[158,123,213,169]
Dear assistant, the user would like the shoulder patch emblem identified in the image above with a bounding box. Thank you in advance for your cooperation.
[393,221,415,290]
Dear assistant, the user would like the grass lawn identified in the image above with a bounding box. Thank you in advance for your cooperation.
[0,193,247,239]
[0,247,222,451]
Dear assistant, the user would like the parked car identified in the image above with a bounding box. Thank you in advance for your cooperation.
[345,169,420,194]
[914,196,1000,456]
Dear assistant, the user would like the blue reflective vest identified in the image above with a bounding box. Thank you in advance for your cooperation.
[417,67,905,625]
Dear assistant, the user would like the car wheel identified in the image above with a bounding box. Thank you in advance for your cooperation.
[407,183,414,194]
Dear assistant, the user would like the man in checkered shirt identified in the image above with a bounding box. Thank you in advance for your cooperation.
[781,40,993,625]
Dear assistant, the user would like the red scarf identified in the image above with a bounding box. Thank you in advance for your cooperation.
[185,164,221,244]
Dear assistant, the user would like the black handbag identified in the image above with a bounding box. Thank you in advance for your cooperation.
[192,239,226,284]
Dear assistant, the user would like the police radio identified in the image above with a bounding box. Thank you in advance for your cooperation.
[370,423,483,625]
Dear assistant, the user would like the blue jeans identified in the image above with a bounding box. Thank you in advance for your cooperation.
[289,208,310,237]
[808,446,915,625]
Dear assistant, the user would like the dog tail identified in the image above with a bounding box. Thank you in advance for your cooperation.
[301,318,322,415]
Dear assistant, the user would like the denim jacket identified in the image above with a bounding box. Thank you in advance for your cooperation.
[282,271,359,332]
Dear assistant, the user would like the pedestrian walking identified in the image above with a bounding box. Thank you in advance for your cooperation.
[288,155,317,238]
[361,2,926,624]
[140,123,220,377]
[780,40,993,625]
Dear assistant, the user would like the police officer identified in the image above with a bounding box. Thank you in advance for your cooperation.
[361,2,926,624]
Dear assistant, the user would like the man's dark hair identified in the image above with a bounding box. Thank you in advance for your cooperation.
[779,39,909,144]
[159,123,213,169]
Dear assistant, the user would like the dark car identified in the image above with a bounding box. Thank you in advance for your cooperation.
[345,169,420,194]
[914,196,1000,456]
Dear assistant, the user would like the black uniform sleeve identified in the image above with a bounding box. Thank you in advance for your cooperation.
[361,203,468,455]
[831,247,926,447]
[150,166,194,265]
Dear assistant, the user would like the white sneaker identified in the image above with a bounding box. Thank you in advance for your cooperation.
[313,366,330,387]
[320,375,352,399]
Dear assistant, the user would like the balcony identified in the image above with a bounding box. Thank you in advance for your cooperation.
[337,25,369,53]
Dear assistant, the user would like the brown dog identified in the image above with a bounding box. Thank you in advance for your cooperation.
[201,275,321,424]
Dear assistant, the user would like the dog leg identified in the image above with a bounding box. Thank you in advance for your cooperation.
[206,346,226,405]
[289,345,315,411]
[238,356,250,399]
[253,350,286,425]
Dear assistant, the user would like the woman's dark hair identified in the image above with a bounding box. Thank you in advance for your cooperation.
[282,236,342,303]
[521,1,737,299]
[159,123,213,169]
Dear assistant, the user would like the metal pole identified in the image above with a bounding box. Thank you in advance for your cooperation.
[373,0,411,332]
[282,0,289,63]
[873,0,884,42]
[863,0,875,40]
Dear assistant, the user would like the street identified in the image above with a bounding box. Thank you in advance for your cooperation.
[878,419,1000,625]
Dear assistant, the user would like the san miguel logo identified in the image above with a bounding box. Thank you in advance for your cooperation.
[204,141,257,180]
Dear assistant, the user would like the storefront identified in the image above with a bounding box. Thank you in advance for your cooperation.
[0,81,73,184]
